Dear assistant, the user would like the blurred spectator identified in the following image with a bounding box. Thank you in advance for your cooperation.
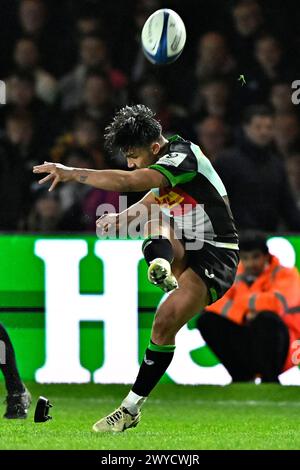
[3,109,41,170]
[286,149,300,208]
[2,70,53,147]
[215,105,300,231]
[195,116,230,162]
[81,70,114,122]
[230,0,264,69]
[72,113,99,148]
[236,34,293,110]
[198,231,300,383]
[195,32,236,83]
[17,0,72,76]
[255,34,287,81]
[12,36,57,104]
[76,11,103,36]
[270,82,295,115]
[72,113,107,169]
[21,188,63,232]
[192,79,233,123]
[0,110,40,230]
[273,112,300,158]
[6,70,35,109]
[62,70,115,139]
[51,112,109,171]
[18,0,46,36]
[135,77,191,137]
[59,34,127,111]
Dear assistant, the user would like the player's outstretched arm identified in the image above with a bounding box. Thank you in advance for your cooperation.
[33,162,168,192]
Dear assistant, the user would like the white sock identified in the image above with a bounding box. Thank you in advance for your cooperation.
[122,390,147,415]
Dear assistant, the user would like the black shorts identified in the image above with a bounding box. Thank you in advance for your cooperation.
[181,239,239,305]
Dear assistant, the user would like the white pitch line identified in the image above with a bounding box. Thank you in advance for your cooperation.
[47,397,300,407]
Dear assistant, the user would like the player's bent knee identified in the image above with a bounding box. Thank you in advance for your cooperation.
[143,219,172,240]
[144,219,161,237]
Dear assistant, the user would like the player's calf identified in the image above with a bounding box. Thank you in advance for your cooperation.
[151,306,180,345]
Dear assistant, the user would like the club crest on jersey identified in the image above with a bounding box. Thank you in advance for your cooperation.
[154,187,197,216]
[155,190,184,209]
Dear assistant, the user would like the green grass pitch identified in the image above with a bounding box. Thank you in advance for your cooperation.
[0,382,299,450]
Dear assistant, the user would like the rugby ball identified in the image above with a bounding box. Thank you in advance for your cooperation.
[141,9,186,65]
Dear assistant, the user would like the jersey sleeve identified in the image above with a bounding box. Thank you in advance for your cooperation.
[149,151,197,187]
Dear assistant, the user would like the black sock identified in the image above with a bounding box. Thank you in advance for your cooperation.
[132,340,175,397]
[0,323,25,394]
[142,235,174,266]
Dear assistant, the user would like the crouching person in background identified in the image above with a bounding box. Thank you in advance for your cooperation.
[0,324,31,418]
[197,231,300,383]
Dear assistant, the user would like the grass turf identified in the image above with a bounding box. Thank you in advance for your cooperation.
[0,382,299,450]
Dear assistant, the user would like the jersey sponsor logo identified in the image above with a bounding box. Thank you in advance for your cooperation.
[157,152,187,167]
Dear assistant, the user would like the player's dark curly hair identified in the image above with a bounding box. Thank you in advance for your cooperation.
[104,104,162,153]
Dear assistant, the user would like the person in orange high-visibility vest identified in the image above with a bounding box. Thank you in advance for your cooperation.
[197,231,300,383]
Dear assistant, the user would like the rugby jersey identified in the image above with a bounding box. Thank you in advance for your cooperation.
[149,135,239,249]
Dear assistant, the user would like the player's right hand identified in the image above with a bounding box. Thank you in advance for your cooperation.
[33,162,74,192]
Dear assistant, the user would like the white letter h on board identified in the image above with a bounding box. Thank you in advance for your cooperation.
[35,239,142,383]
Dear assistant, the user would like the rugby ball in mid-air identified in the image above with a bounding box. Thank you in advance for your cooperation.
[141,9,186,65]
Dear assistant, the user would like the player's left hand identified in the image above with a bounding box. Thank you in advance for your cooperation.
[96,213,120,236]
[33,162,74,191]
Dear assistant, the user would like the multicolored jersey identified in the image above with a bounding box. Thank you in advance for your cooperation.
[149,135,239,249]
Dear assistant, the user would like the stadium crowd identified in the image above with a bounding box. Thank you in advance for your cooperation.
[0,0,300,233]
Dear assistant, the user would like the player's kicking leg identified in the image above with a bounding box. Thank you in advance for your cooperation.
[92,221,209,433]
